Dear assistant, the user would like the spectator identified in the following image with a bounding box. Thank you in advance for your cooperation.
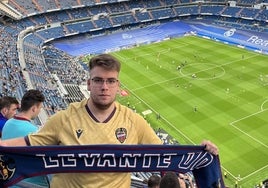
[160,172,184,188]
[0,96,19,137]
[2,89,49,187]
[0,54,218,188]
[148,174,161,188]
[178,173,195,188]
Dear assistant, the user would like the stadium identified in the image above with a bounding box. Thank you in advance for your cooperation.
[0,0,268,187]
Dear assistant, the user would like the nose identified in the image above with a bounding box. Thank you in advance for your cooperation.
[100,80,109,88]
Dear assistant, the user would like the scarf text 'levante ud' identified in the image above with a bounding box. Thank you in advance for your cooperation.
[0,144,225,188]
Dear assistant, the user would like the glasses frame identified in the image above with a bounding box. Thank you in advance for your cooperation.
[90,77,119,88]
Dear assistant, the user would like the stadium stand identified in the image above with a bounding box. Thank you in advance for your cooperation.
[0,0,268,187]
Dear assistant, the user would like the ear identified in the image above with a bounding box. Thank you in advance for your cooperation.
[1,108,8,116]
[31,105,36,113]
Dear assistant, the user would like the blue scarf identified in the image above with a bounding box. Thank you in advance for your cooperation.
[0,144,225,188]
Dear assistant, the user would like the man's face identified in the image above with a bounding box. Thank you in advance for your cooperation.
[87,66,120,110]
[5,104,18,119]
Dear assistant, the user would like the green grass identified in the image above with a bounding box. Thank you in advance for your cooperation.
[112,36,268,187]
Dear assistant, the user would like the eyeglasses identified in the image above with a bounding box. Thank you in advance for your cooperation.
[91,78,118,88]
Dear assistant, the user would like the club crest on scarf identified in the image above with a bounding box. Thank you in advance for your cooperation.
[0,155,15,181]
[115,127,127,143]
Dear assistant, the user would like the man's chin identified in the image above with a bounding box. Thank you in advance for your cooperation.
[94,102,113,110]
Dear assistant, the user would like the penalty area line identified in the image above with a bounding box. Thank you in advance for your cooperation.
[229,110,268,149]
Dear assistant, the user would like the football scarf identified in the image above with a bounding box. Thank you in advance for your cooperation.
[0,144,225,188]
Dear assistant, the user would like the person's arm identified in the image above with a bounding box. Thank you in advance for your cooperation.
[201,140,219,155]
[0,137,27,146]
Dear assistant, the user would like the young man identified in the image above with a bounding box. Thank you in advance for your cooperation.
[0,54,218,188]
[159,172,183,188]
[148,174,161,188]
[2,89,49,187]
[0,96,19,137]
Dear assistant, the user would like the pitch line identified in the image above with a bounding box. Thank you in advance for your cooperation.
[159,116,196,145]
[261,99,268,111]
[220,166,238,180]
[230,108,267,124]
[230,109,268,149]
[242,164,268,181]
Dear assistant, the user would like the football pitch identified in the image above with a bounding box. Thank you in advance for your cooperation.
[112,36,268,187]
